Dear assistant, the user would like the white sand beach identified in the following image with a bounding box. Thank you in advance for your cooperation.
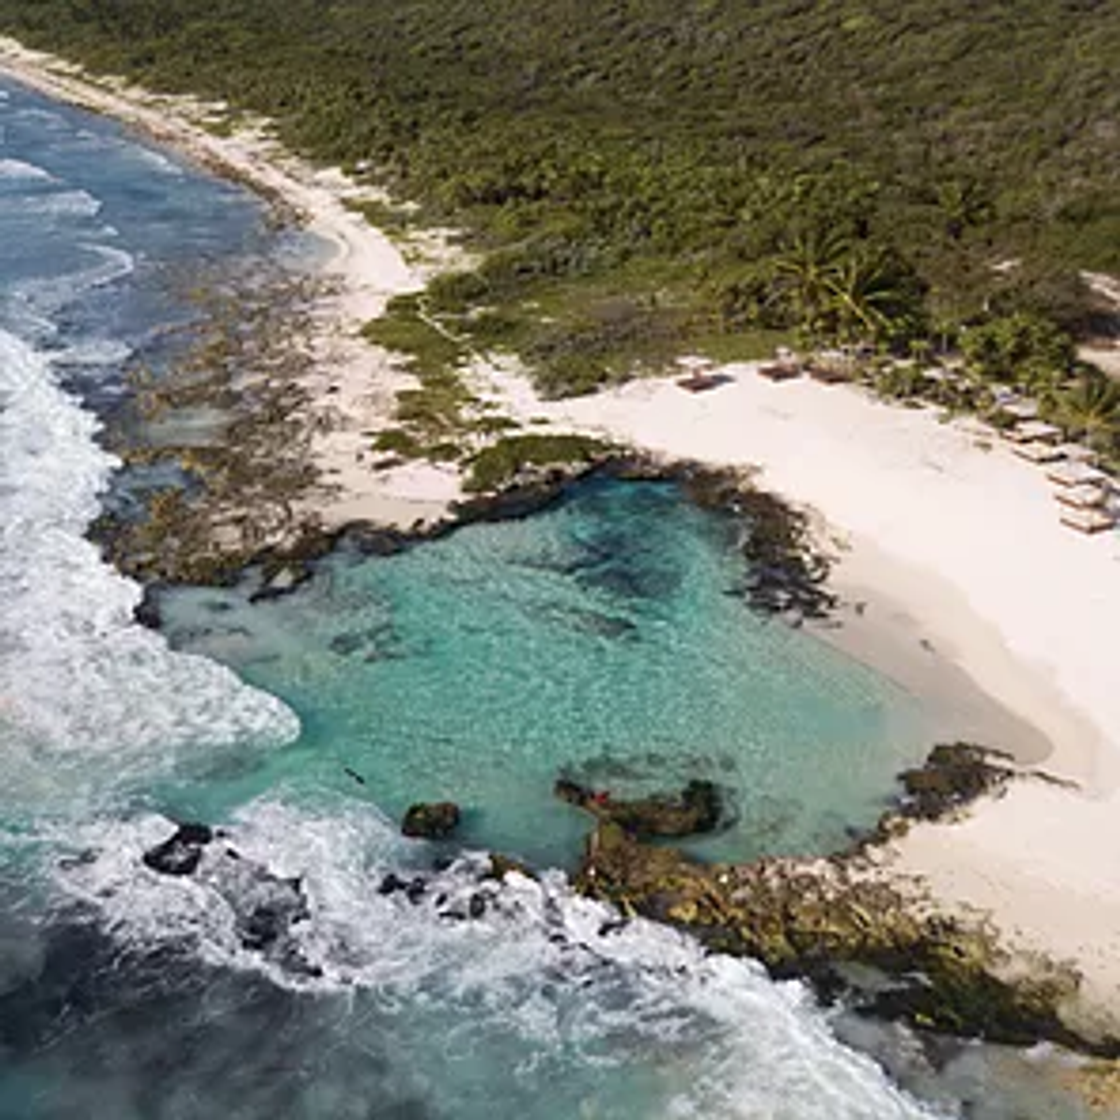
[5,33,1120,1038]
[481,363,1120,1032]
[484,366,1120,781]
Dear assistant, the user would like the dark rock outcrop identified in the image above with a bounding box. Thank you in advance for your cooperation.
[674,464,836,620]
[573,819,1102,1053]
[138,823,314,967]
[401,802,461,840]
[564,745,1118,1056]
[896,742,1014,822]
[555,777,722,838]
[141,823,214,876]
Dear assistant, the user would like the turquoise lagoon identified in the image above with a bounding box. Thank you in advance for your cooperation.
[157,476,925,870]
[0,74,1108,1120]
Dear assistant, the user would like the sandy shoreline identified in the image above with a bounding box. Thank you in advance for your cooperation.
[480,362,1120,1033]
[483,367,1119,784]
[0,35,464,533]
[5,35,1120,1039]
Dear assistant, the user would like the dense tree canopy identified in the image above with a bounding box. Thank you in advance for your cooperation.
[3,0,1117,391]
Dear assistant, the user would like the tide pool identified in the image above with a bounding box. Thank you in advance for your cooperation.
[158,477,926,869]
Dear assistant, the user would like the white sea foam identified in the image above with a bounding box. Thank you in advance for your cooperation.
[130,146,186,177]
[13,188,102,217]
[0,157,55,182]
[55,337,134,367]
[0,328,298,804]
[53,799,944,1119]
[11,244,135,332]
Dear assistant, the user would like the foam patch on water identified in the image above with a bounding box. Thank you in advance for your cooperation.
[12,188,102,218]
[130,147,186,178]
[55,337,134,368]
[0,328,298,804]
[10,244,137,336]
[53,799,945,1119]
[0,157,55,182]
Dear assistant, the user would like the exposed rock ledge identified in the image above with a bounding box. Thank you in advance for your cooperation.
[568,744,1118,1057]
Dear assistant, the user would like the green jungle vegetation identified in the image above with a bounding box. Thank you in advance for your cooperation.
[4,0,1119,469]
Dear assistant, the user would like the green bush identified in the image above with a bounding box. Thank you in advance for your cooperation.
[465,434,612,492]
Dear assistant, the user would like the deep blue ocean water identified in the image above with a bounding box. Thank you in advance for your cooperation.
[0,77,1105,1119]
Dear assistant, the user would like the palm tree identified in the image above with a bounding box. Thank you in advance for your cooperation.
[1054,373,1120,452]
[823,248,909,344]
[933,178,993,242]
[771,226,850,341]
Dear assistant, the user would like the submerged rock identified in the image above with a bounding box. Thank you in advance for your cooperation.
[249,561,313,603]
[896,742,1014,821]
[555,777,721,838]
[401,802,461,840]
[141,822,214,876]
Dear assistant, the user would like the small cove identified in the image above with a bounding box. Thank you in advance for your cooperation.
[156,476,928,871]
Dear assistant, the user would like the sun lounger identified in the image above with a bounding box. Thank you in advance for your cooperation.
[1054,483,1111,509]
[1055,443,1097,464]
[758,362,801,382]
[676,372,726,392]
[806,362,851,384]
[1013,441,1064,463]
[1000,398,1040,420]
[1005,420,1061,444]
[1060,506,1116,534]
[1046,460,1108,487]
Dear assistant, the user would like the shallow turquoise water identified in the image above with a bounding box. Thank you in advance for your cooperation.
[158,477,926,869]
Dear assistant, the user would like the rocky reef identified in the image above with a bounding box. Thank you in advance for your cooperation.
[674,464,837,619]
[894,741,1015,822]
[555,776,722,839]
[141,822,315,971]
[566,745,1116,1056]
[401,801,461,840]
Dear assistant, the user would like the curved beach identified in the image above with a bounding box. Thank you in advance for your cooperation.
[483,362,1120,1034]
[0,34,463,531]
[5,30,1120,1045]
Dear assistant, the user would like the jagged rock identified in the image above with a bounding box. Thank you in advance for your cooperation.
[897,742,1014,821]
[203,851,310,954]
[377,872,410,896]
[484,853,537,882]
[377,871,431,903]
[240,888,309,952]
[555,777,721,838]
[401,802,461,840]
[141,823,214,876]
[573,820,1108,1054]
[249,561,312,603]
[141,825,313,959]
[132,589,163,630]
